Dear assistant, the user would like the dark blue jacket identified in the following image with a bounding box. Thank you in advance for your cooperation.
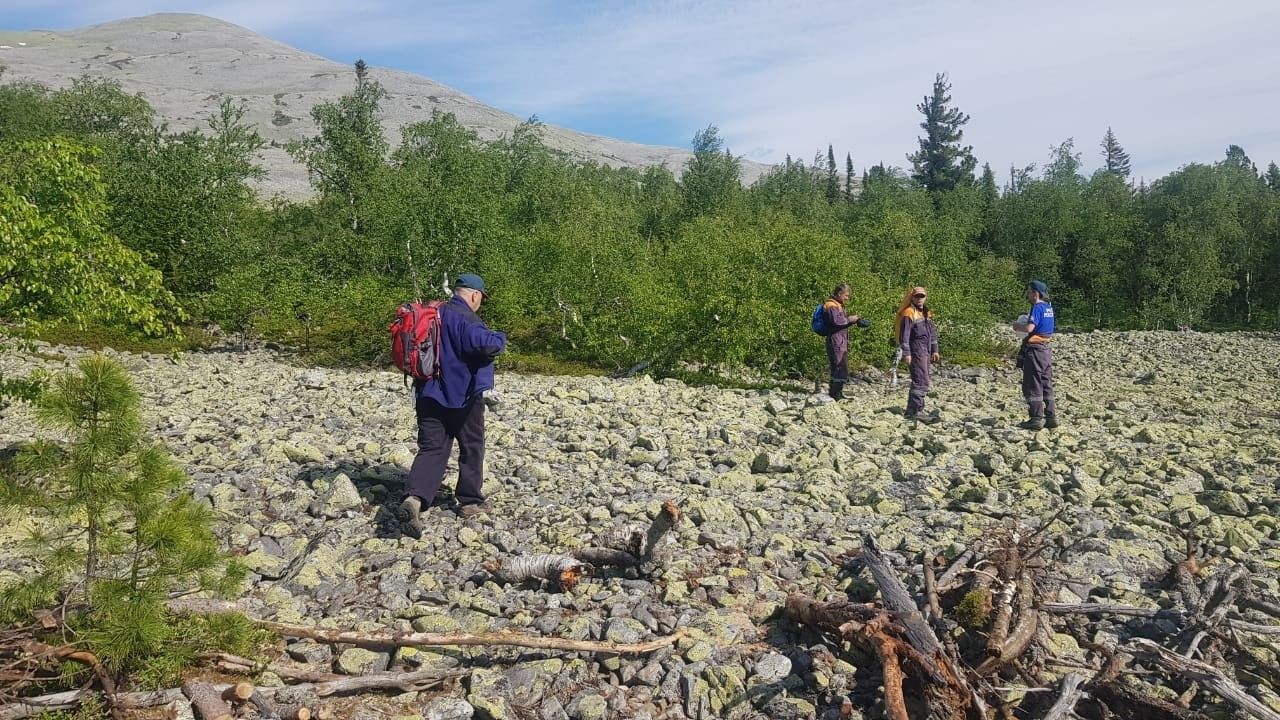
[418,295,506,408]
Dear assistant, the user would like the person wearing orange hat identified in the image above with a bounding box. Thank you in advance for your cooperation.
[896,286,940,422]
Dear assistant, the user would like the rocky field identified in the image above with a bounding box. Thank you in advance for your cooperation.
[2,330,1279,719]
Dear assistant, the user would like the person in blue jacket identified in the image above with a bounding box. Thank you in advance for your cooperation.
[1015,280,1057,430]
[399,273,507,537]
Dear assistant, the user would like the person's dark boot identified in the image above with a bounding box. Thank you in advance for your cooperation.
[1019,418,1045,431]
[1044,416,1059,429]
[398,496,424,539]
[828,382,844,400]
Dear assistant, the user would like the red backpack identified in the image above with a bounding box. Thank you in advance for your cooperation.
[389,300,445,382]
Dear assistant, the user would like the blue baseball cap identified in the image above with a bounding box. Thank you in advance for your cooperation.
[1027,280,1049,298]
[454,273,489,298]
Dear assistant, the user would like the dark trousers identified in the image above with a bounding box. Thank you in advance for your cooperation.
[1020,343,1057,421]
[827,341,849,399]
[906,354,930,414]
[405,396,486,507]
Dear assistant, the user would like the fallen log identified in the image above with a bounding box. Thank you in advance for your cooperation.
[481,554,589,590]
[19,641,120,720]
[1088,677,1210,720]
[289,668,461,697]
[936,548,976,593]
[571,547,642,568]
[860,533,944,660]
[1042,603,1280,635]
[867,625,911,720]
[782,596,910,720]
[785,534,978,720]
[169,599,682,655]
[220,681,254,704]
[639,499,681,560]
[277,704,312,720]
[1040,673,1087,720]
[181,680,233,720]
[200,652,343,683]
[1127,638,1280,720]
[0,689,85,720]
[861,533,977,720]
[986,537,1024,658]
[578,499,682,568]
[923,553,943,622]
[248,688,282,720]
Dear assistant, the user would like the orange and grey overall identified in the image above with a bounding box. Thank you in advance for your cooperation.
[897,306,938,415]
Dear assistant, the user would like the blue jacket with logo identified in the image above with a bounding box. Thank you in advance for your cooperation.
[418,295,507,408]
[1029,300,1055,337]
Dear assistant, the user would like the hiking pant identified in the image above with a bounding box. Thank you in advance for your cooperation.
[1020,343,1056,421]
[906,354,930,415]
[827,341,849,399]
[405,396,486,507]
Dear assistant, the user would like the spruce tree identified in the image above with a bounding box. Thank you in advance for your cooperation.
[0,356,241,672]
[977,162,999,248]
[825,144,840,203]
[908,73,976,193]
[844,149,855,197]
[1100,127,1131,178]
[1266,162,1280,192]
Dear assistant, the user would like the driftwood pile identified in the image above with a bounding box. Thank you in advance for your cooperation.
[5,505,1280,719]
[783,525,1280,720]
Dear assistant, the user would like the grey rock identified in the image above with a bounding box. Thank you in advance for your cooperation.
[297,370,329,389]
[336,648,390,675]
[424,698,474,720]
[567,692,609,720]
[752,653,792,682]
[286,640,332,664]
[467,667,517,720]
[750,451,792,474]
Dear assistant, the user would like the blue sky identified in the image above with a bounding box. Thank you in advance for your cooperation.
[4,0,1279,182]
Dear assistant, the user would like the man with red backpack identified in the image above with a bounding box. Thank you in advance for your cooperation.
[397,273,507,538]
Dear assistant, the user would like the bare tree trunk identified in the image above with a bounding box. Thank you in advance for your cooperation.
[181,681,234,720]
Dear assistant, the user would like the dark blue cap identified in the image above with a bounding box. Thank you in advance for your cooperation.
[1027,280,1049,298]
[454,273,488,298]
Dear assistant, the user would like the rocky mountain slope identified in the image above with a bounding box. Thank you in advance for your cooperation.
[0,13,769,199]
[2,331,1278,718]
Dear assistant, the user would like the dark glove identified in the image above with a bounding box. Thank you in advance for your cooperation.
[856,318,871,328]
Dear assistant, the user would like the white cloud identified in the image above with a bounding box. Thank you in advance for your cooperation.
[11,0,1280,180]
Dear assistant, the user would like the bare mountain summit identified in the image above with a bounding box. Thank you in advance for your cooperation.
[0,13,767,198]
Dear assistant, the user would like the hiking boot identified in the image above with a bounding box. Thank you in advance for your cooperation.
[458,502,490,519]
[1044,416,1059,429]
[398,496,425,539]
[1019,418,1045,431]
[918,410,941,425]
